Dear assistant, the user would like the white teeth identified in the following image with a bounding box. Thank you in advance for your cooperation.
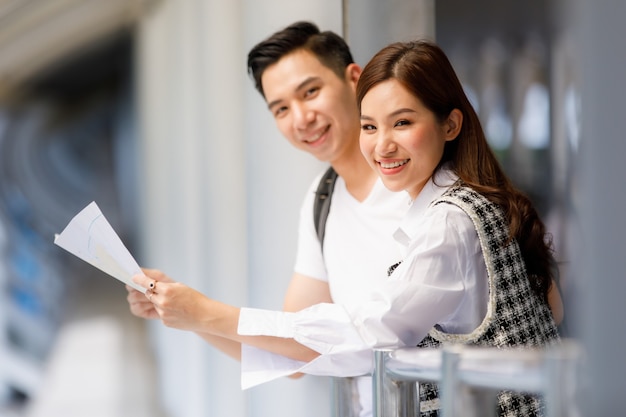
[304,126,329,143]
[380,159,409,169]
[305,132,322,143]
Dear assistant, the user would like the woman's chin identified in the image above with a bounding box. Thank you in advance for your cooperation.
[380,180,407,194]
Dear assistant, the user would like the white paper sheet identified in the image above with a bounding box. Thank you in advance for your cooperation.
[54,201,145,293]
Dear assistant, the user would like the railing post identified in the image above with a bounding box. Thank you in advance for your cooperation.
[396,376,418,417]
[440,345,462,417]
[331,377,357,417]
[544,340,583,417]
[373,348,418,417]
[373,349,391,417]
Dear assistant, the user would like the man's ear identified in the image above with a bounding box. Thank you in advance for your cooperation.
[346,63,362,86]
[445,109,463,141]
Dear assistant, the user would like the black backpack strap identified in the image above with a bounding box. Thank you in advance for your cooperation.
[313,166,338,250]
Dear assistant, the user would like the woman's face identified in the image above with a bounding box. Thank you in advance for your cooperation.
[359,79,459,199]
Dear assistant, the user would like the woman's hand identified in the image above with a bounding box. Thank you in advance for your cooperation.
[126,284,159,319]
[132,268,213,332]
[126,267,175,319]
[132,268,319,364]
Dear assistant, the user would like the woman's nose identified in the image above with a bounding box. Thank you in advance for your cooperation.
[375,130,396,155]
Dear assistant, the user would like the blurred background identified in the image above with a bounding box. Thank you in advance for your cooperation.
[0,0,624,416]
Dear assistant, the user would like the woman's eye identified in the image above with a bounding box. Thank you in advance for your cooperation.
[394,119,410,127]
[361,124,376,131]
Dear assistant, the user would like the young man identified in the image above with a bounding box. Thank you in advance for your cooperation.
[127,21,409,417]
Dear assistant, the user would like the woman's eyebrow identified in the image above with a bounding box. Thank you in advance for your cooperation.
[360,108,416,120]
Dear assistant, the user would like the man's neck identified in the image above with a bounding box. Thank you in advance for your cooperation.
[331,153,378,203]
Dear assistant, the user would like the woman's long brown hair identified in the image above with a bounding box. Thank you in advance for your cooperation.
[357,40,553,303]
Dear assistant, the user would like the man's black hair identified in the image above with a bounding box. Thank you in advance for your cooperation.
[247,21,355,97]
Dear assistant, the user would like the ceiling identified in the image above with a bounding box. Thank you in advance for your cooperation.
[0,0,159,100]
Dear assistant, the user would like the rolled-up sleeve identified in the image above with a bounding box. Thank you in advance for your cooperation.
[238,304,374,389]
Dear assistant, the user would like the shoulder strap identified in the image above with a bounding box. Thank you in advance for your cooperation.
[313,166,338,250]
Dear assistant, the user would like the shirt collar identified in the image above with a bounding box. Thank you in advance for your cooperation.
[393,168,459,248]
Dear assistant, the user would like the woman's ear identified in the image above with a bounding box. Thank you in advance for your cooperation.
[445,109,463,141]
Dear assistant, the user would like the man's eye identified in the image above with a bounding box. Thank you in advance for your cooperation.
[305,87,319,97]
[274,106,288,117]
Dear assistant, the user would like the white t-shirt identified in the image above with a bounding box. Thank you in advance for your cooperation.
[294,171,411,303]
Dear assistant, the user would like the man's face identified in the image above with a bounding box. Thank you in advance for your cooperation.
[261,49,361,163]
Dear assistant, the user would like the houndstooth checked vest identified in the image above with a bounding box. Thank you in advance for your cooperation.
[404,183,560,417]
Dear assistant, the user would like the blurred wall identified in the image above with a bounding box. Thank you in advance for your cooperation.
[0,1,147,411]
[345,0,434,66]
[567,0,626,414]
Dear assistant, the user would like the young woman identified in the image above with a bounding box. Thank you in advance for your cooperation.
[357,40,560,416]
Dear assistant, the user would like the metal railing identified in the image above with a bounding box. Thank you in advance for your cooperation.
[369,340,583,417]
[332,377,360,417]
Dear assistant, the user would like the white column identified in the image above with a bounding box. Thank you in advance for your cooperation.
[136,1,247,417]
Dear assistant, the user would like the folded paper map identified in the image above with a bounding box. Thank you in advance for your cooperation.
[54,201,145,293]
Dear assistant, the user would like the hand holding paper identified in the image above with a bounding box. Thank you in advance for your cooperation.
[54,201,145,293]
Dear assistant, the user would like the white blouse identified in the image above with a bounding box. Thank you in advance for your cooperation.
[237,169,489,389]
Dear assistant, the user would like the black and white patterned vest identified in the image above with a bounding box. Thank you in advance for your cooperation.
[408,184,560,417]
